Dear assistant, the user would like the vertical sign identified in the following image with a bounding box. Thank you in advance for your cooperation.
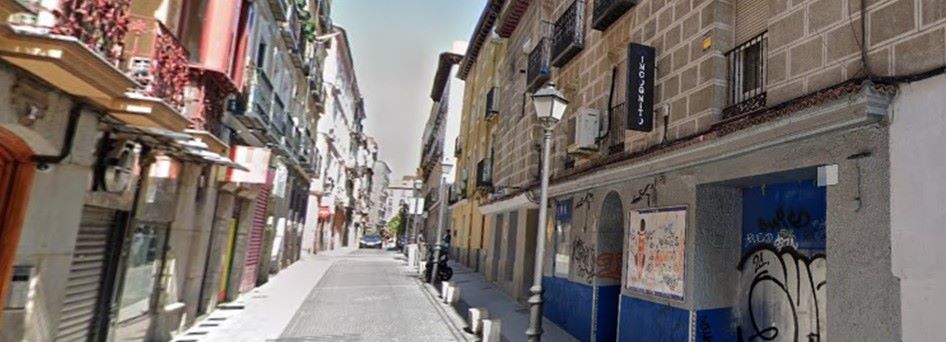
[626,43,655,132]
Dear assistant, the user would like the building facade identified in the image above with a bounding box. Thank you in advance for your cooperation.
[0,0,333,340]
[451,0,946,341]
[369,160,392,233]
[309,25,371,252]
[418,52,464,246]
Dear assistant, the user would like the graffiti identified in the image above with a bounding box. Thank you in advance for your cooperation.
[743,184,827,255]
[625,207,687,300]
[735,246,826,342]
[757,207,812,231]
[572,238,595,283]
[595,252,622,280]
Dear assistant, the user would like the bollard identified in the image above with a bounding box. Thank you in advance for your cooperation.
[481,319,501,342]
[440,281,452,300]
[446,287,461,305]
[442,284,454,303]
[468,308,489,335]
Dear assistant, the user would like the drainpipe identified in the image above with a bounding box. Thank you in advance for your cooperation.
[33,103,84,166]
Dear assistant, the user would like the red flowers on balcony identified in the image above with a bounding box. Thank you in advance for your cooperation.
[126,15,189,109]
[49,0,132,66]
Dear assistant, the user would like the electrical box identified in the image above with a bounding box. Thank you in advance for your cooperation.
[567,108,600,156]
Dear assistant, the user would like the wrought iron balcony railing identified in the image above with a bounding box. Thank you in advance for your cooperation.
[605,102,626,155]
[476,158,493,188]
[527,38,551,92]
[551,0,585,67]
[125,14,190,109]
[267,0,290,21]
[272,95,288,135]
[592,0,637,31]
[724,32,768,118]
[19,0,132,67]
[485,87,499,120]
[252,68,275,124]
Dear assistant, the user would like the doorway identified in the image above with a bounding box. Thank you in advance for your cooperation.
[594,192,623,342]
[0,129,34,323]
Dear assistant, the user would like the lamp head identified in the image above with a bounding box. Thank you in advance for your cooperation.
[531,82,569,127]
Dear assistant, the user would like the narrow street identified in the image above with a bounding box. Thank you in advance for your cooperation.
[175,249,466,342]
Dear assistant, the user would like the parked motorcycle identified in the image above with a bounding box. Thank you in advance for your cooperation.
[423,243,453,282]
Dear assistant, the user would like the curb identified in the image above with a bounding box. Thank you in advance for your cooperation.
[417,278,477,341]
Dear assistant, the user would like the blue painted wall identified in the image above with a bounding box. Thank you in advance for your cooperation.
[742,181,826,256]
[695,307,734,342]
[618,295,689,342]
[596,285,621,342]
[543,276,592,341]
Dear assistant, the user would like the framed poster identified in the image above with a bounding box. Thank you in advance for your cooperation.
[625,206,687,300]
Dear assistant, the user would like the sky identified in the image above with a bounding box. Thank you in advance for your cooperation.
[333,0,486,179]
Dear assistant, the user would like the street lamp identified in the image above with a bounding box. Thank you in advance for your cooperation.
[526,82,568,341]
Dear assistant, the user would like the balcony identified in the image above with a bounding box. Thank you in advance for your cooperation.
[267,0,290,21]
[551,1,585,68]
[0,1,140,114]
[724,32,768,118]
[485,87,499,120]
[592,0,636,31]
[605,102,626,155]
[271,95,288,136]
[247,68,274,128]
[476,158,493,189]
[527,38,551,92]
[125,15,190,110]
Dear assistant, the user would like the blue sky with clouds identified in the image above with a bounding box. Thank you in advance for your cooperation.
[334,0,486,178]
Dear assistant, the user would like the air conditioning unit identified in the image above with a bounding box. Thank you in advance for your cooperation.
[567,108,599,156]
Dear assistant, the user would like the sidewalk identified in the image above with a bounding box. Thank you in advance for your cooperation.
[173,247,355,342]
[438,262,578,342]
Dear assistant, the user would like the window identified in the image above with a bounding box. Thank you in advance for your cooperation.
[553,200,573,277]
[725,33,767,117]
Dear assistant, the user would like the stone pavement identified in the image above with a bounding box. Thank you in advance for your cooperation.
[172,247,353,342]
[440,263,579,342]
[174,248,468,342]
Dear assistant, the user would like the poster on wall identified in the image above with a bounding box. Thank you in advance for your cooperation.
[625,206,687,300]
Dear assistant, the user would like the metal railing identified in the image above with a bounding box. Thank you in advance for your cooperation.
[527,38,551,92]
[476,158,493,188]
[46,0,132,66]
[551,0,585,67]
[485,87,499,119]
[253,68,274,124]
[124,16,190,109]
[605,102,626,155]
[724,32,768,118]
[592,0,636,31]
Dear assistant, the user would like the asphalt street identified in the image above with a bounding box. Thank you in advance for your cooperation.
[277,248,464,341]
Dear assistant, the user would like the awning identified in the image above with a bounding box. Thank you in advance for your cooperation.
[110,124,249,171]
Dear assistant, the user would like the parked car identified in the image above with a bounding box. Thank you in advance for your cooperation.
[359,234,383,249]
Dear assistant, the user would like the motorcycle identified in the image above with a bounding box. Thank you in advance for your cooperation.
[423,243,453,282]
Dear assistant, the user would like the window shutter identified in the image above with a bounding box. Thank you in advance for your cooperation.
[735,0,769,45]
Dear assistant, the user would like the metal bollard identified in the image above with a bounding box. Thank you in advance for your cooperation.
[468,308,489,335]
[481,319,501,342]
[440,281,452,301]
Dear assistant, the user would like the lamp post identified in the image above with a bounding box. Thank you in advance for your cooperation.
[526,83,569,341]
[429,162,453,284]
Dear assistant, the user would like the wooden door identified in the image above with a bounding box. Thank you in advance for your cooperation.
[0,129,35,323]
